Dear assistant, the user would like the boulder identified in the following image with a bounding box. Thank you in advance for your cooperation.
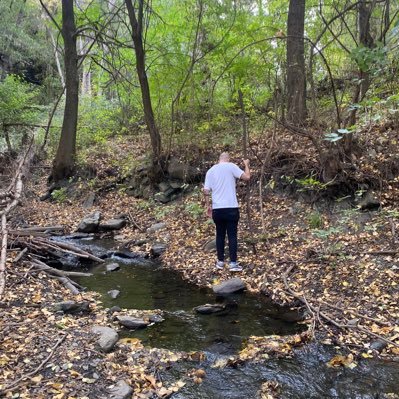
[370,339,388,352]
[100,218,127,231]
[154,192,172,203]
[108,290,120,299]
[203,239,217,252]
[150,242,167,258]
[76,211,101,233]
[194,303,226,314]
[52,301,90,314]
[108,380,133,399]
[167,158,201,182]
[359,192,380,210]
[106,263,120,272]
[92,326,119,353]
[108,306,121,315]
[212,278,246,296]
[82,192,96,209]
[158,181,171,192]
[146,222,166,234]
[170,180,185,189]
[116,316,149,329]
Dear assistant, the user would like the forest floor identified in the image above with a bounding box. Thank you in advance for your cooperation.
[1,126,399,398]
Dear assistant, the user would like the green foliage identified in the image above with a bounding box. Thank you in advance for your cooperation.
[312,227,342,240]
[0,75,40,125]
[350,44,387,74]
[0,0,51,67]
[77,97,123,149]
[154,204,174,220]
[307,211,323,229]
[0,75,43,151]
[50,187,68,203]
[295,175,327,191]
[184,202,203,219]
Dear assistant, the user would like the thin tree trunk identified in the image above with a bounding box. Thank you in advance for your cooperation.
[286,0,307,125]
[51,0,79,181]
[125,0,162,171]
[238,89,256,254]
[347,0,375,127]
[49,28,65,89]
[3,126,13,153]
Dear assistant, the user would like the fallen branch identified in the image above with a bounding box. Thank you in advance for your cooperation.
[281,266,399,349]
[8,234,105,264]
[128,211,144,232]
[30,259,92,278]
[29,259,87,294]
[0,334,67,395]
[13,248,28,264]
[0,139,35,299]
[321,300,391,327]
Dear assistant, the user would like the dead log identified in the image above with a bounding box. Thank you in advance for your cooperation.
[30,259,92,278]
[8,234,105,264]
[0,139,35,299]
[30,259,87,294]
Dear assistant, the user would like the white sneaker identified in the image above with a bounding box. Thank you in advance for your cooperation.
[215,261,224,270]
[229,262,242,272]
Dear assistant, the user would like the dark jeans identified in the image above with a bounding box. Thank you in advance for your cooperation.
[212,208,240,263]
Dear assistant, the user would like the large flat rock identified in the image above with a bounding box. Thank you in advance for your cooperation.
[212,278,246,296]
[116,316,149,329]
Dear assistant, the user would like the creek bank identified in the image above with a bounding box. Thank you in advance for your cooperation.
[69,239,399,399]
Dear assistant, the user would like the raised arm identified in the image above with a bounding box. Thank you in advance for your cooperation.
[240,159,251,181]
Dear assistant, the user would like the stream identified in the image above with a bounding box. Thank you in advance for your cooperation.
[68,238,399,399]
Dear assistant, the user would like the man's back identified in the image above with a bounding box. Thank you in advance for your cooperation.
[204,162,242,209]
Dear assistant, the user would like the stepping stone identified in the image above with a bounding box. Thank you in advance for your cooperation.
[116,316,149,329]
[108,290,120,299]
[194,304,226,314]
[92,326,119,353]
[150,242,167,257]
[106,263,120,272]
[212,278,246,296]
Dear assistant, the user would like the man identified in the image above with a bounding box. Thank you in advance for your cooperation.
[204,152,250,272]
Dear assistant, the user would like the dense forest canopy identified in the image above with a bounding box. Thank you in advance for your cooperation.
[0,0,398,180]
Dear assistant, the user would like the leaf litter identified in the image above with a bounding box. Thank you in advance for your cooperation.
[3,128,399,397]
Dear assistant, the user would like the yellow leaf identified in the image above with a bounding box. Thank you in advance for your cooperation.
[31,374,43,383]
[361,352,373,358]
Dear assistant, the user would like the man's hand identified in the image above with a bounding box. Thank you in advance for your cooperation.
[241,159,251,180]
[206,205,212,219]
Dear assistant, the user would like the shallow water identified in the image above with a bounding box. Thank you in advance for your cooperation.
[70,238,399,398]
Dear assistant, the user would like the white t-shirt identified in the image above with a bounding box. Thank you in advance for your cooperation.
[204,162,244,209]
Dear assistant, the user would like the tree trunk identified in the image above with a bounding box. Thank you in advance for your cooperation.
[125,0,162,170]
[286,0,307,125]
[348,0,375,127]
[51,0,79,182]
